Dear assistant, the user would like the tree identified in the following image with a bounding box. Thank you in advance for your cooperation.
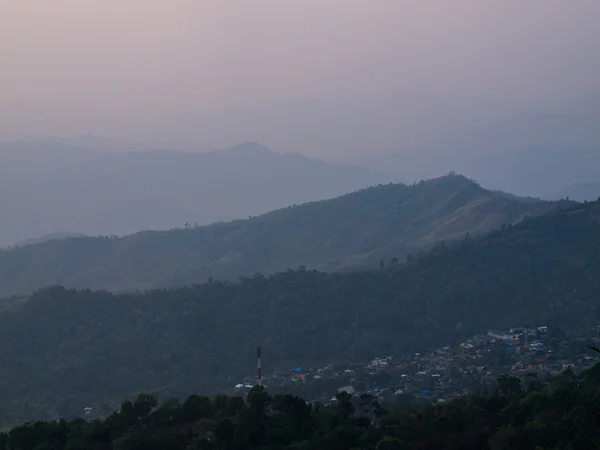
[239,386,272,446]
[360,394,385,426]
[213,418,235,443]
[149,399,180,427]
[497,375,523,398]
[132,394,157,421]
[247,386,271,416]
[335,392,355,420]
[376,437,407,450]
[180,395,212,421]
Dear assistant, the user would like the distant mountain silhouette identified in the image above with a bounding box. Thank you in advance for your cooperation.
[0,174,569,297]
[546,181,600,202]
[467,145,600,198]
[354,106,600,198]
[14,232,87,248]
[0,140,393,246]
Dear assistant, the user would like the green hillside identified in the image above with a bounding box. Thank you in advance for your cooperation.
[0,199,598,424]
[0,174,564,296]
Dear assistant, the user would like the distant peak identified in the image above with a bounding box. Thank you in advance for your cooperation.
[410,173,485,195]
[426,172,479,186]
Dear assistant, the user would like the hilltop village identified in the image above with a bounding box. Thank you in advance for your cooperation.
[235,325,600,406]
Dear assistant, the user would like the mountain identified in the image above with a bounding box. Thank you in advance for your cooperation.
[462,108,600,192]
[353,106,600,198]
[14,231,88,248]
[0,174,566,297]
[0,140,393,246]
[0,199,598,423]
[546,181,600,202]
[466,145,600,198]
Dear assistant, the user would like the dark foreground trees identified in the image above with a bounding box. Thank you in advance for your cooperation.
[4,366,600,450]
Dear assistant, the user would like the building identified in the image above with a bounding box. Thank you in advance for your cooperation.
[488,330,509,341]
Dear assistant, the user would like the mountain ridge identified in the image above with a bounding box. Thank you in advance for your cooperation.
[14,231,88,248]
[0,174,569,296]
[0,140,394,246]
[0,198,597,423]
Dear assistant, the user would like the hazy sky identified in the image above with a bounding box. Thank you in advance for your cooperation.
[2,0,600,156]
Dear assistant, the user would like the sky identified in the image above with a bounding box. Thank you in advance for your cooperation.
[2,0,600,158]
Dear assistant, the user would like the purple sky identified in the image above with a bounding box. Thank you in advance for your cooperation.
[2,0,599,157]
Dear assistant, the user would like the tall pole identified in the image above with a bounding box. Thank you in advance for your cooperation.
[257,346,262,386]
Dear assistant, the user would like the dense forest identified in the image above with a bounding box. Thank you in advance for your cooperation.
[0,174,565,297]
[4,365,600,450]
[0,199,598,425]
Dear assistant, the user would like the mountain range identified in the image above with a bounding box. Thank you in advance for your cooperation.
[3,129,599,248]
[348,107,600,199]
[0,140,393,247]
[0,174,567,297]
[0,198,597,424]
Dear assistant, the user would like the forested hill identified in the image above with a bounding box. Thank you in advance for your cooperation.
[0,174,564,296]
[0,199,598,424]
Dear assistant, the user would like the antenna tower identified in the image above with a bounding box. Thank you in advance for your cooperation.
[257,346,262,386]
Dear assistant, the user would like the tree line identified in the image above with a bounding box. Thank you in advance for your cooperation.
[4,364,600,450]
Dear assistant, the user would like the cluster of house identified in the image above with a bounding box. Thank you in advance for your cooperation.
[486,326,547,344]
[233,325,600,406]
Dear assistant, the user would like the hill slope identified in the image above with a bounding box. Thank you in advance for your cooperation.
[0,140,392,246]
[0,174,564,296]
[0,199,598,423]
[15,231,88,248]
